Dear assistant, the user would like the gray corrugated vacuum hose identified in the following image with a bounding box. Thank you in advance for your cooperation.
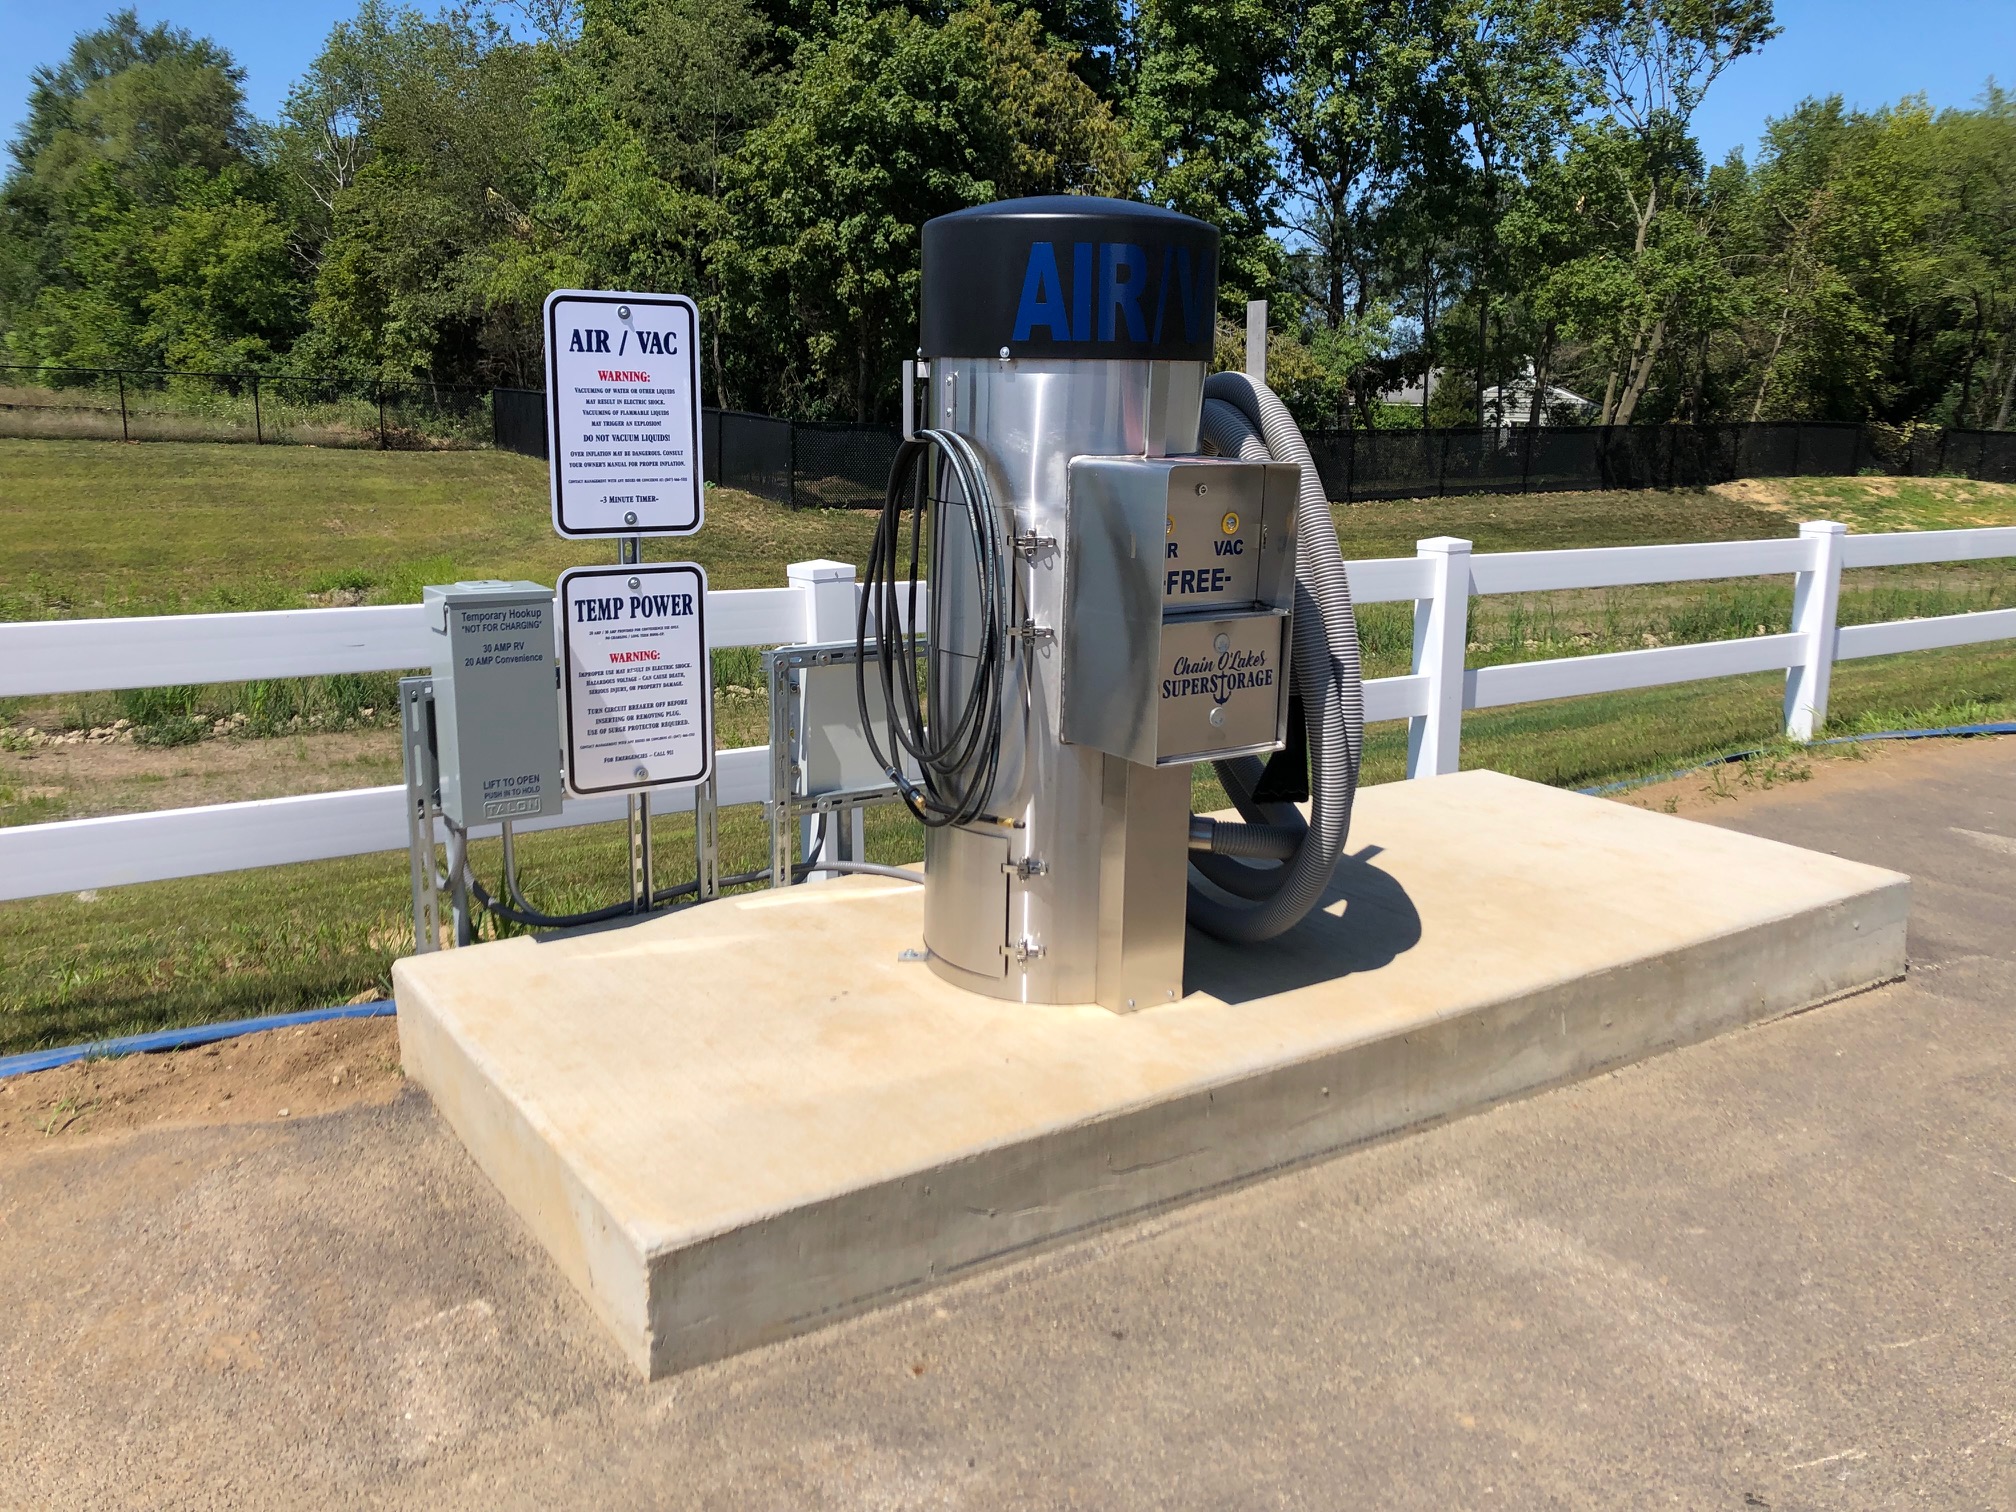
[1187,371,1365,941]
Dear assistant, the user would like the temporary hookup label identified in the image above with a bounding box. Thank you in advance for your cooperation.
[544,289,704,539]
[558,563,712,796]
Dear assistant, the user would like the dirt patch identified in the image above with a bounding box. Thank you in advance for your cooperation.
[1,726,402,822]
[1609,730,2003,819]
[1709,477,1874,510]
[0,1014,403,1159]
[1710,473,2016,525]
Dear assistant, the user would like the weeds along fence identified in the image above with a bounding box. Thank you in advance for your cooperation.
[2,522,2012,905]
[8,366,2011,499]
[0,364,493,450]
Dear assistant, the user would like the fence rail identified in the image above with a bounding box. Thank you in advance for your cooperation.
[3,521,2013,905]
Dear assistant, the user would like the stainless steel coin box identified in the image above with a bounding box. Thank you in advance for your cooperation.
[1061,456,1300,767]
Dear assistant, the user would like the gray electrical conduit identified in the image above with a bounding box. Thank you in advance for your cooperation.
[1186,372,1366,941]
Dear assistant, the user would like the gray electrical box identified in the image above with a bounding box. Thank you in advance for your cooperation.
[424,580,563,826]
[1059,455,1299,768]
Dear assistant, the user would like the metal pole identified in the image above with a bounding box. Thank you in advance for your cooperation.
[377,386,387,449]
[787,419,798,509]
[695,768,720,901]
[614,531,653,911]
[252,373,262,444]
[1520,420,1535,494]
[901,359,916,440]
[116,372,128,441]
[401,678,441,953]
[629,793,653,912]
[448,825,473,946]
[1244,300,1268,383]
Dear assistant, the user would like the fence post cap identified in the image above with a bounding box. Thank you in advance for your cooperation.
[1797,519,1848,535]
[787,559,857,583]
[1416,536,1474,555]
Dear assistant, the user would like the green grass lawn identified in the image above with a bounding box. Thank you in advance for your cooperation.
[0,437,883,618]
[2,437,2014,1054]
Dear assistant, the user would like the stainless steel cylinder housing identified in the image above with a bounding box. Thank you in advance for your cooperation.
[915,198,1296,1010]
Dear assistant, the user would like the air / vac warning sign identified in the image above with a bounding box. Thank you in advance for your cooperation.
[544,289,704,539]
[559,563,712,796]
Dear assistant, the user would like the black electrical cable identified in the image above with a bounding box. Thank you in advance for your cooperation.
[453,814,922,934]
[856,428,1009,829]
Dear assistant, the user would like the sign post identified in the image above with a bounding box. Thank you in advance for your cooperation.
[543,289,705,540]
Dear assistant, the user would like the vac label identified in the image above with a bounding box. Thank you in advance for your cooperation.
[544,289,705,539]
[559,563,713,795]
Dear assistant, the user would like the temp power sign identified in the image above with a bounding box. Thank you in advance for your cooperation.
[558,563,712,796]
[543,289,704,539]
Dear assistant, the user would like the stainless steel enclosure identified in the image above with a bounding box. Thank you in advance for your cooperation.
[912,197,1296,1012]
[921,356,1206,1007]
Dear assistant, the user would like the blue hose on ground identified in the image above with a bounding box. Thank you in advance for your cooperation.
[1575,723,2016,798]
[0,998,396,1081]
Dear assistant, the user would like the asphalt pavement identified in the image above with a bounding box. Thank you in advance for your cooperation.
[2,737,2011,1510]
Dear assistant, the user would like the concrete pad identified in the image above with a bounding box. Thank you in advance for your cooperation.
[393,770,1909,1379]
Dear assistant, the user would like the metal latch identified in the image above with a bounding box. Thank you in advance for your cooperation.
[1002,938,1046,963]
[1012,532,1057,560]
[1000,857,1048,880]
[1017,620,1055,649]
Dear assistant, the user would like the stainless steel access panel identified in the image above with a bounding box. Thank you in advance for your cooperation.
[424,580,563,827]
[1060,456,1299,768]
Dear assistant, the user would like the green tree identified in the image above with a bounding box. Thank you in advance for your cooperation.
[531,0,774,400]
[715,0,1130,418]
[1556,0,1777,424]
[276,2,546,384]
[1125,0,1288,306]
[0,10,301,370]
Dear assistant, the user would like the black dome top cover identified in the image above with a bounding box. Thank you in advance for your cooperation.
[920,196,1220,362]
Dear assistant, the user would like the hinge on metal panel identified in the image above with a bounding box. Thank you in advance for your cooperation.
[1000,857,1048,881]
[1001,938,1046,963]
[1017,620,1055,649]
[1012,531,1057,560]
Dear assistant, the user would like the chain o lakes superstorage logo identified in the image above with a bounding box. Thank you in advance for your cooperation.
[1163,647,1276,706]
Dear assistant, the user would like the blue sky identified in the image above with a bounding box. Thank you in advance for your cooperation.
[1,0,2010,163]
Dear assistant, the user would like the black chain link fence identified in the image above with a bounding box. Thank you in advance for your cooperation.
[0,364,493,449]
[495,389,897,506]
[1300,421,1988,501]
[12,367,2012,501]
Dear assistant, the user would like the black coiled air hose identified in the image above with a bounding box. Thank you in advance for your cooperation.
[857,428,1010,829]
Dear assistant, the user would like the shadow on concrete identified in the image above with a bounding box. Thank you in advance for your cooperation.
[1185,845,1423,1003]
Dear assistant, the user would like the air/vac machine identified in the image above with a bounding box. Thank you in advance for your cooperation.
[856,196,1367,1011]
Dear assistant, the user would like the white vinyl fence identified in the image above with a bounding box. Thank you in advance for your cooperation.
[2,524,2012,904]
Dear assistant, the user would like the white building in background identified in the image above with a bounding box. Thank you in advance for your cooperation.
[1481,365,1595,427]
[1379,364,1597,426]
